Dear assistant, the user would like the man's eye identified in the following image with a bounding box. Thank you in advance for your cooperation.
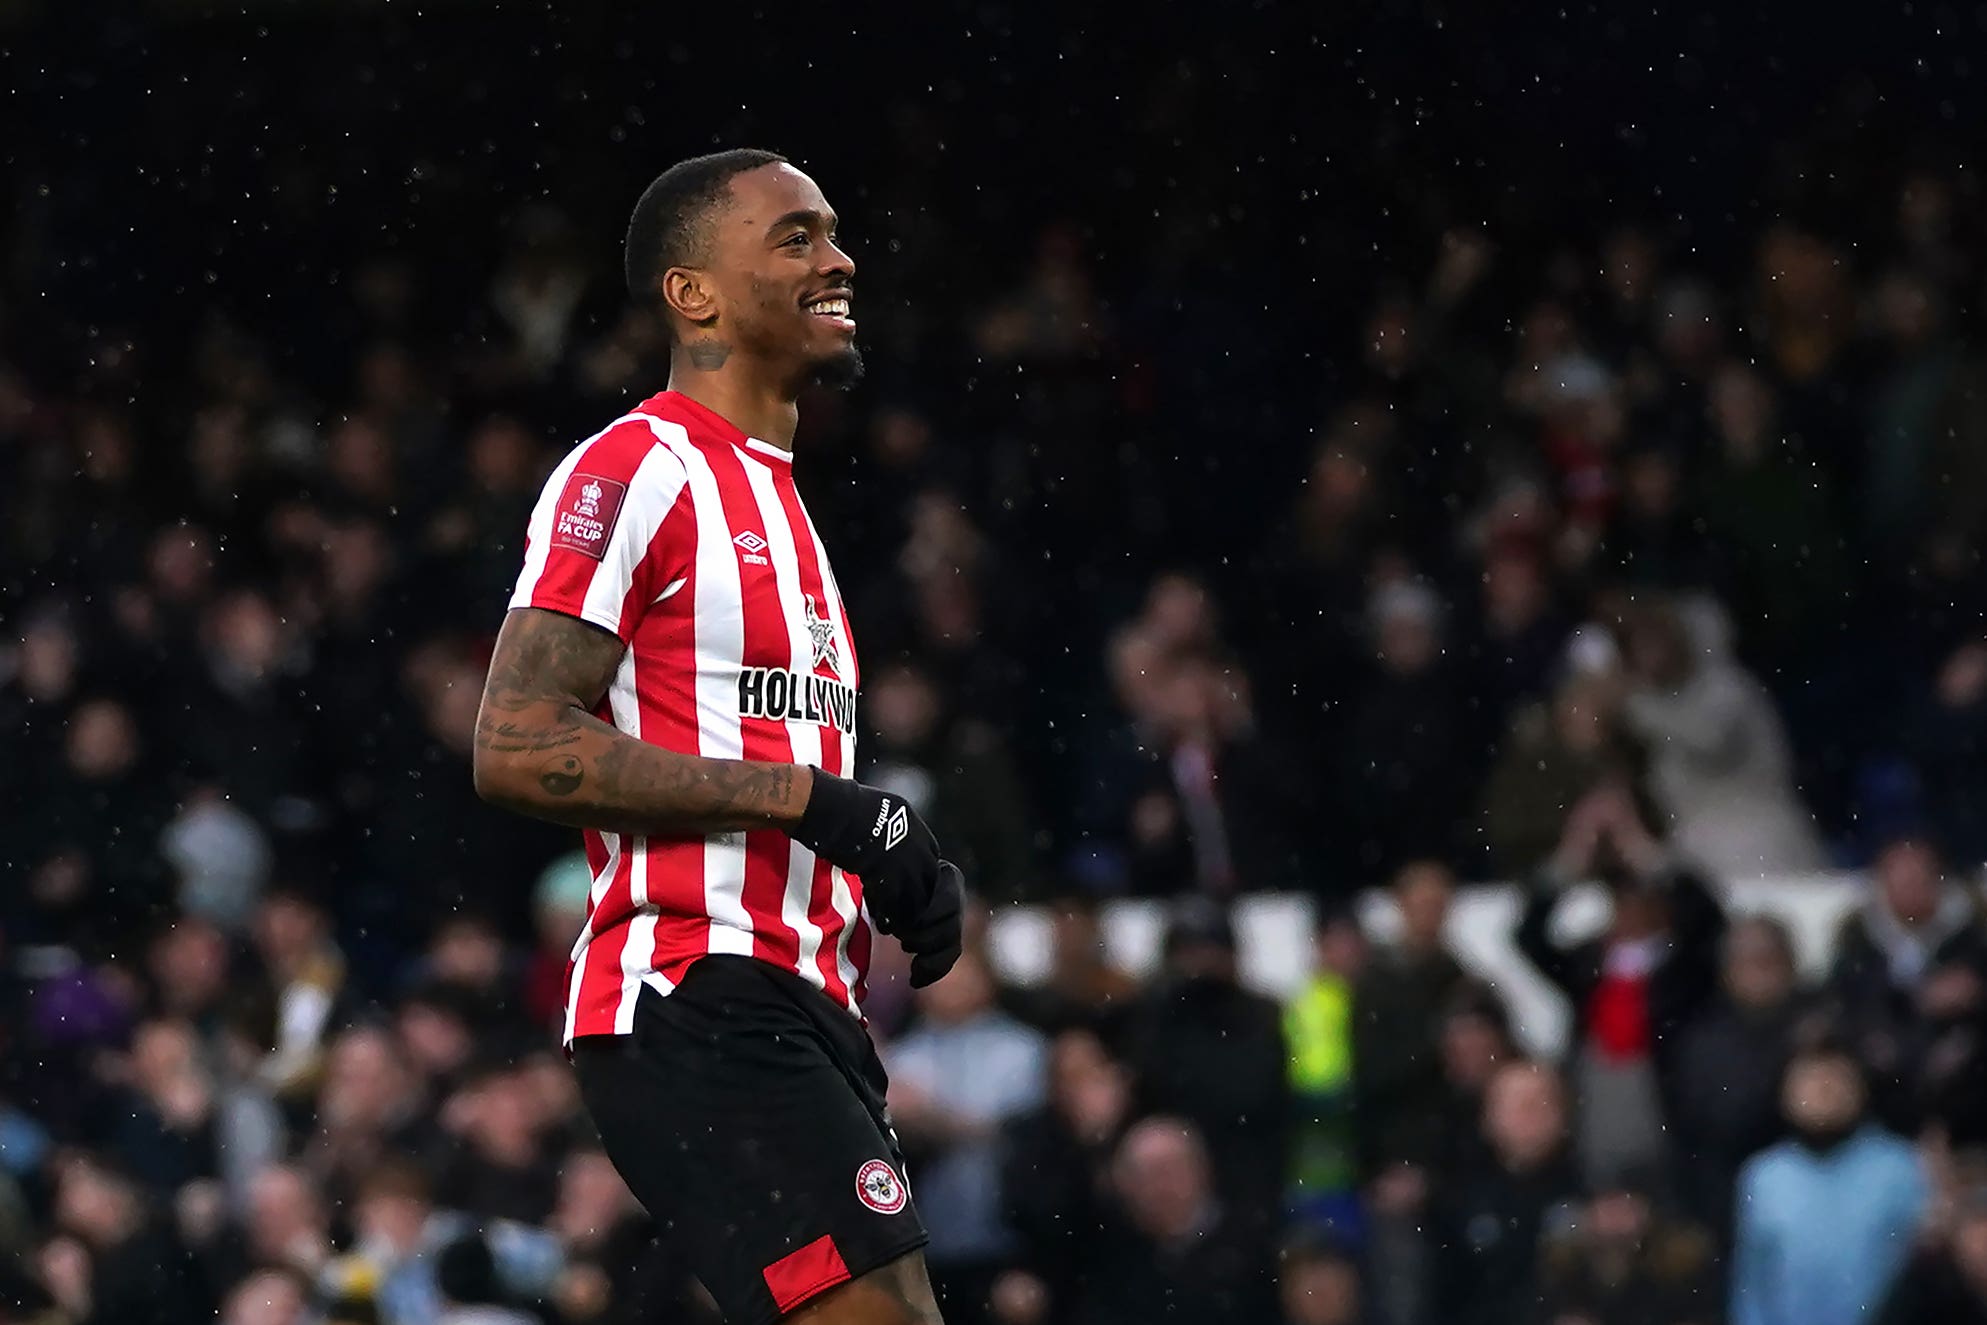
[784,233,809,248]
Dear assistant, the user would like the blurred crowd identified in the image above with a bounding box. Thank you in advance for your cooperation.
[6,5,1987,1321]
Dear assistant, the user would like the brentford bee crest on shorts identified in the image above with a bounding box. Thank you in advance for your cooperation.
[855,1159,907,1215]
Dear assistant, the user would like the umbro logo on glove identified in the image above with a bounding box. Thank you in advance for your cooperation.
[792,769,962,987]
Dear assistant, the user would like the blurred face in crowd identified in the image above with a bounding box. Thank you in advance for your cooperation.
[1049,1030,1129,1144]
[1723,918,1797,1013]
[1621,447,1680,521]
[1483,1062,1567,1172]
[1758,226,1847,320]
[327,418,395,504]
[467,416,534,494]
[553,1149,637,1247]
[1307,439,1376,530]
[1951,1201,1987,1289]
[914,573,982,647]
[1551,674,1614,754]
[149,523,215,603]
[206,591,286,680]
[319,519,392,612]
[520,1050,581,1132]
[357,343,420,414]
[76,408,136,483]
[916,950,995,1027]
[1372,588,1441,676]
[1596,1188,1651,1245]
[429,916,505,990]
[1114,1119,1212,1244]
[1655,281,1723,368]
[458,1069,544,1166]
[149,917,230,1018]
[868,665,940,751]
[1709,363,1774,460]
[1280,1251,1362,1325]
[1609,882,1667,942]
[870,406,932,468]
[1621,606,1691,689]
[1144,573,1214,654]
[55,1158,141,1247]
[254,893,326,973]
[1482,550,1547,634]
[247,1164,326,1262]
[1316,915,1367,981]
[190,405,250,491]
[422,659,487,756]
[1782,1053,1866,1149]
[1441,1006,1509,1090]
[1585,1185,1654,1282]
[354,1168,431,1256]
[1049,902,1106,981]
[1875,270,1941,348]
[398,999,473,1080]
[19,615,78,701]
[1394,861,1453,954]
[131,1018,202,1096]
[666,163,861,389]
[65,699,140,780]
[220,1269,308,1325]
[321,1026,415,1132]
[1876,838,1945,926]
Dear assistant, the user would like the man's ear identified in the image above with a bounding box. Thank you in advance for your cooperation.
[662,267,718,328]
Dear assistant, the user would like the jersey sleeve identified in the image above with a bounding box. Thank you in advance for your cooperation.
[508,419,691,643]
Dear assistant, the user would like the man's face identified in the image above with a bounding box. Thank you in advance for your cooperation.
[1483,1064,1566,1170]
[699,163,860,387]
[1395,863,1452,951]
[1877,839,1943,925]
[1723,921,1794,1012]
[1783,1056,1864,1133]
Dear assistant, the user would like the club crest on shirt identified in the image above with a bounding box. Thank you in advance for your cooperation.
[805,596,841,678]
[855,1159,907,1215]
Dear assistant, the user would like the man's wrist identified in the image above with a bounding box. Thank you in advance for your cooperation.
[778,763,816,830]
[790,766,855,847]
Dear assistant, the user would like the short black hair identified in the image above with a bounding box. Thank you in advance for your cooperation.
[624,148,789,302]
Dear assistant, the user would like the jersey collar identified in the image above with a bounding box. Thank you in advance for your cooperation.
[648,391,795,467]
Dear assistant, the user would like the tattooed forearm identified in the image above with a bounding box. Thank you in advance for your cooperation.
[473,608,810,834]
[478,721,584,754]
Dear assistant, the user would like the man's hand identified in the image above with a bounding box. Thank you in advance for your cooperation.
[792,770,963,987]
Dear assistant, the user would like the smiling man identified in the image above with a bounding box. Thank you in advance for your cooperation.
[473,149,964,1325]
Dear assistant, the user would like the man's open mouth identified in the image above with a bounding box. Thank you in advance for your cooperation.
[804,292,855,331]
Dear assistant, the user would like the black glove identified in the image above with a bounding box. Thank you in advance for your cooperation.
[792,770,964,985]
[899,861,964,989]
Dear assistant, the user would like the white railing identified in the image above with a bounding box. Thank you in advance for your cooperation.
[984,874,1875,1059]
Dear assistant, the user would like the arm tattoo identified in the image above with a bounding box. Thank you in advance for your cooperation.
[478,721,583,754]
[537,754,586,797]
[475,608,807,834]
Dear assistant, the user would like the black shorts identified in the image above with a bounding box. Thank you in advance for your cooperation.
[571,955,929,1324]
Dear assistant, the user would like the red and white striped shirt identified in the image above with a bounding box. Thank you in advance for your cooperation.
[508,390,870,1044]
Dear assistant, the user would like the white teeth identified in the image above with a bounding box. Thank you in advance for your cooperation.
[810,299,850,316]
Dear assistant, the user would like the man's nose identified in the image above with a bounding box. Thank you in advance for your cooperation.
[822,242,855,281]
